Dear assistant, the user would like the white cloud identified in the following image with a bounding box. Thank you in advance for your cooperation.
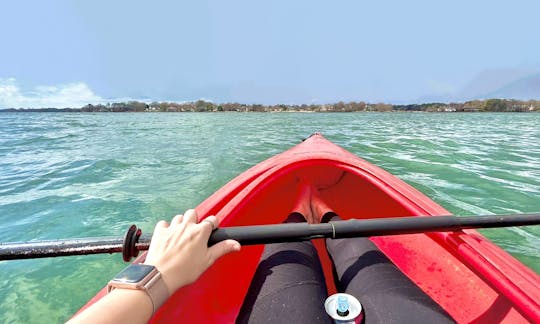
[0,78,104,108]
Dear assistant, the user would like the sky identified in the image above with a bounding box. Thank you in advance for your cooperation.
[1,0,539,108]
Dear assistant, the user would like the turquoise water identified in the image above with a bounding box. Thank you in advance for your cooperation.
[0,112,539,322]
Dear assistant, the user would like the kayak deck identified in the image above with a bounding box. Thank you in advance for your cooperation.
[79,134,540,323]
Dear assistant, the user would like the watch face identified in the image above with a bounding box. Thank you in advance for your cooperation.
[113,264,155,283]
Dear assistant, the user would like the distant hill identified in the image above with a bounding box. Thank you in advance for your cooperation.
[415,70,540,103]
[483,73,540,100]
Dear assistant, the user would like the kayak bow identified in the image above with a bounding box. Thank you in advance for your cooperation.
[77,133,539,323]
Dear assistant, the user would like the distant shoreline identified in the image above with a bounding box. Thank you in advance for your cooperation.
[1,98,539,113]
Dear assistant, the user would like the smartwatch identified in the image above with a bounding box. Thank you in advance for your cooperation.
[107,264,169,314]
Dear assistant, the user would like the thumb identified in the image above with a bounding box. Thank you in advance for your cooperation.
[208,239,241,263]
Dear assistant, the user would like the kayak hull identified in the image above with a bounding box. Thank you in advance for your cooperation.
[78,133,539,323]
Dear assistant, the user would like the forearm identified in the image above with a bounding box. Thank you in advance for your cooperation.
[67,289,153,324]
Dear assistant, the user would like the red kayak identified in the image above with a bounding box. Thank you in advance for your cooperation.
[79,133,539,323]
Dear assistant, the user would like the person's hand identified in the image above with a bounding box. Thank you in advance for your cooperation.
[143,209,240,295]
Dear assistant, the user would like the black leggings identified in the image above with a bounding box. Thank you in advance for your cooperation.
[237,214,455,323]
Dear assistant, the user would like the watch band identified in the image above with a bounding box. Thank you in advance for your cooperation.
[145,272,170,313]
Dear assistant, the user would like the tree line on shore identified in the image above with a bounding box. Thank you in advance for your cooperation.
[2,98,539,113]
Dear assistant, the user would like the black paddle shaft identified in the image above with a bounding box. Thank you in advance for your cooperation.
[0,213,539,261]
[208,213,540,245]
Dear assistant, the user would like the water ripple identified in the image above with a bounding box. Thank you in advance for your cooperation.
[0,112,539,321]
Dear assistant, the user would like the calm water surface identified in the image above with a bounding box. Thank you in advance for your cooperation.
[0,112,539,322]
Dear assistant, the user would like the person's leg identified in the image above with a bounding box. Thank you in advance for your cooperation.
[236,213,331,323]
[325,214,455,324]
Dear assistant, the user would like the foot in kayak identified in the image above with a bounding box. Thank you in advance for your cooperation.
[290,179,315,223]
[311,188,337,223]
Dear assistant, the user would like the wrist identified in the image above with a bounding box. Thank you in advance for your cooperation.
[109,288,154,313]
[144,258,191,295]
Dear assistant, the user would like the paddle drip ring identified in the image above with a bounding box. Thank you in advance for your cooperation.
[122,225,142,262]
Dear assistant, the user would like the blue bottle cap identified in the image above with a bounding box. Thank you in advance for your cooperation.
[337,295,349,316]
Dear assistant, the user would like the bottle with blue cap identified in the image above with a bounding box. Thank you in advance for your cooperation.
[324,293,363,323]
